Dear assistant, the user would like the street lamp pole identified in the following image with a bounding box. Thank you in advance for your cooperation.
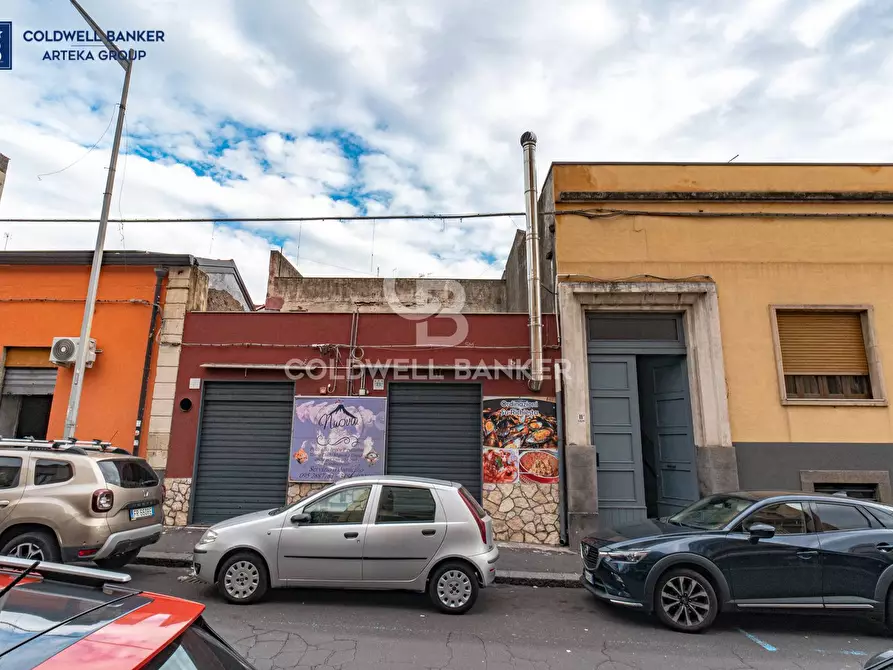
[63,0,134,439]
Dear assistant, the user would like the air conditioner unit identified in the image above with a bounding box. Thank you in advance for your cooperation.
[50,337,96,368]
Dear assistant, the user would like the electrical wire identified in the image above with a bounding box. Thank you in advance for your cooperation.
[0,212,526,224]
[6,207,893,224]
[117,113,129,249]
[35,105,117,181]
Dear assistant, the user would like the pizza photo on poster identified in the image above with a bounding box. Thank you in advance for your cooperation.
[482,398,558,485]
[289,397,387,482]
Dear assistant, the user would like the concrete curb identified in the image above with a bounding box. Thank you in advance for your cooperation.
[134,554,582,587]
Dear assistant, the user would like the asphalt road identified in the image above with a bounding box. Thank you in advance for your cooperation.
[127,564,891,670]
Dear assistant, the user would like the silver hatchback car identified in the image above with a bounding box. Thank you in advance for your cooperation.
[192,476,499,613]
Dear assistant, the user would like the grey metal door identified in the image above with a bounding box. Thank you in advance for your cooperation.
[192,382,294,524]
[589,355,647,527]
[386,383,482,499]
[639,356,699,517]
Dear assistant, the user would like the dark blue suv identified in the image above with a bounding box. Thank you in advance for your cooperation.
[581,491,893,632]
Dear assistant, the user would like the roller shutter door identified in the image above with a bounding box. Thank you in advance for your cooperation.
[1,368,57,396]
[192,382,294,524]
[386,383,482,500]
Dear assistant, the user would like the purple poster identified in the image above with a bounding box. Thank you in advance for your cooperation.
[289,397,387,482]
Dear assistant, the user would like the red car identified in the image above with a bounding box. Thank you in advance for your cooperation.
[0,556,254,670]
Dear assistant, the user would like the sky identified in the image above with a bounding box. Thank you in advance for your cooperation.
[0,0,890,303]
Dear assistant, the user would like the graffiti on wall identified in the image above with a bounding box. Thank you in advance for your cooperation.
[289,397,387,482]
[482,398,558,485]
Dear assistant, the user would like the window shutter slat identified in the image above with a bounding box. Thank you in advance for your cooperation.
[777,312,869,375]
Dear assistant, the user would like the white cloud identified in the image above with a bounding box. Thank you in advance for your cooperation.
[792,0,860,48]
[0,0,887,301]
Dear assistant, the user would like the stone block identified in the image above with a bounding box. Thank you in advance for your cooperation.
[161,317,185,337]
[165,302,187,320]
[498,498,514,513]
[147,433,170,452]
[152,382,177,401]
[147,449,168,468]
[151,399,174,418]
[148,414,172,434]
[154,365,179,385]
[507,517,524,531]
[696,445,739,495]
[156,345,181,368]
[566,443,597,514]
[519,509,535,523]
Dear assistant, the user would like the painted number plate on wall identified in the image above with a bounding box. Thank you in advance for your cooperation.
[130,506,154,521]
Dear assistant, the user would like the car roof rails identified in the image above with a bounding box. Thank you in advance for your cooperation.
[0,437,131,455]
[0,556,131,587]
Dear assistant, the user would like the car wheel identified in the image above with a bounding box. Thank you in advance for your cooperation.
[1,530,61,563]
[654,568,718,633]
[217,552,269,605]
[95,549,140,570]
[428,562,479,614]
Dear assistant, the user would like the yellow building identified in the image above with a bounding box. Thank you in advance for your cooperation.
[541,160,893,542]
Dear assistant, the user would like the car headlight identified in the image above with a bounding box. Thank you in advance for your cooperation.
[198,529,218,546]
[603,549,649,563]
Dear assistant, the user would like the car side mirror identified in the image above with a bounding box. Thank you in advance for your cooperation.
[290,512,310,525]
[748,523,775,542]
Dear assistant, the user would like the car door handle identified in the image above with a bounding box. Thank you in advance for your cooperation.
[876,543,893,553]
[0,501,9,508]
[422,529,436,536]
[797,550,818,559]
[344,531,359,539]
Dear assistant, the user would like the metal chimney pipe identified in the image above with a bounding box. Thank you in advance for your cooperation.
[521,131,543,392]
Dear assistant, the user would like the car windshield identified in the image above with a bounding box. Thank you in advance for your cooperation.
[668,494,755,530]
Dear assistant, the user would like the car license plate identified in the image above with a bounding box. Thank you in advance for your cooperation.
[130,506,154,521]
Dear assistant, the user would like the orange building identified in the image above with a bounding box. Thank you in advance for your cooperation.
[0,251,251,471]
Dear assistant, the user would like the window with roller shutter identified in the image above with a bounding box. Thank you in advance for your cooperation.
[772,308,883,402]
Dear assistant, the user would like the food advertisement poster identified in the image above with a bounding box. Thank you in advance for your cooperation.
[289,397,387,482]
[482,398,559,485]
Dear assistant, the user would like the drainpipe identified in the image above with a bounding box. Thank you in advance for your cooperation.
[556,362,568,545]
[521,131,543,392]
[133,268,168,455]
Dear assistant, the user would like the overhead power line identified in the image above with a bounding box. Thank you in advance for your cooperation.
[0,212,526,224]
[7,207,891,226]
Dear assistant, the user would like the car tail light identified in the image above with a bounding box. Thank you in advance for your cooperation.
[92,489,114,512]
[162,483,167,500]
[78,548,98,558]
[459,488,487,546]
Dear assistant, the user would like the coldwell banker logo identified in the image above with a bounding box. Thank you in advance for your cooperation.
[22,27,163,62]
[0,21,12,71]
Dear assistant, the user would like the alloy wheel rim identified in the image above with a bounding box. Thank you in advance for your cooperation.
[660,576,710,627]
[9,543,44,561]
[437,570,472,609]
[224,561,260,599]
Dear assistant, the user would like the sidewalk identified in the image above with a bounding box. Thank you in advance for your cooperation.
[136,527,582,587]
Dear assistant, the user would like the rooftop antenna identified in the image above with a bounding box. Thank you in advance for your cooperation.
[727,154,739,163]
